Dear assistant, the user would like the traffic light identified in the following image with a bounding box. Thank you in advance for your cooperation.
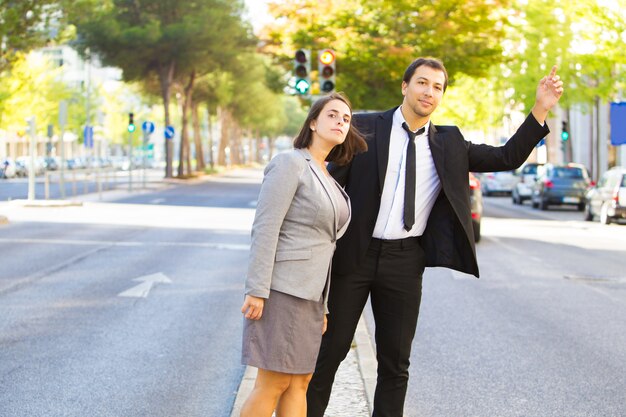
[128,112,136,133]
[561,120,569,141]
[293,49,311,95]
[318,49,336,93]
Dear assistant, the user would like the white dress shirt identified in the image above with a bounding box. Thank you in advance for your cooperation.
[372,107,442,239]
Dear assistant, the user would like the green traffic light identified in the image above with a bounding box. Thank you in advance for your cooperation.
[561,131,569,141]
[128,124,136,133]
[295,78,310,95]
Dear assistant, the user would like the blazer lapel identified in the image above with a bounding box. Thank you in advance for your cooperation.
[332,177,351,238]
[375,108,397,194]
[428,124,445,181]
[298,149,340,237]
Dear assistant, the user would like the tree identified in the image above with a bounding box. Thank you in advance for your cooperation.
[192,53,297,167]
[262,0,512,110]
[0,51,75,134]
[69,0,253,177]
[0,0,61,71]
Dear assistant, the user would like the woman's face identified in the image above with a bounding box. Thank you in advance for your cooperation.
[310,99,352,147]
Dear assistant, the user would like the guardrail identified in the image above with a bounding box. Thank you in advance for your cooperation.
[43,167,121,200]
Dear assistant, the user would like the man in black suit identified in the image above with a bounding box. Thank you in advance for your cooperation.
[306,58,564,417]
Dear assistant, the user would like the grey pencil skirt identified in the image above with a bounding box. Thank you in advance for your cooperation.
[242,290,325,374]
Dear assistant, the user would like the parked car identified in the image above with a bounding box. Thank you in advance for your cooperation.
[14,158,27,177]
[512,162,544,204]
[15,156,46,176]
[43,156,60,171]
[479,170,517,196]
[583,166,626,224]
[469,172,483,242]
[531,163,591,211]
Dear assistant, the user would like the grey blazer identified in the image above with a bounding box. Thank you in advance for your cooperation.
[245,148,351,311]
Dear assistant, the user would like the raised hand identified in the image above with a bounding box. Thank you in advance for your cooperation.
[532,65,564,124]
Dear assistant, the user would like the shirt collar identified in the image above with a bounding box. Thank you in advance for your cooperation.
[394,106,429,136]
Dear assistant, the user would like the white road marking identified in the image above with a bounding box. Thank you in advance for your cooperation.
[0,238,249,250]
[118,272,172,298]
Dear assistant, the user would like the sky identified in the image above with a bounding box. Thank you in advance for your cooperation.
[243,0,273,34]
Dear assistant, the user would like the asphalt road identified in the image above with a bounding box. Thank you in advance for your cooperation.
[0,169,262,417]
[399,195,626,416]
[2,172,625,417]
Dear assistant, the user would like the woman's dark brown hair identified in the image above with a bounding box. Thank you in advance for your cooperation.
[293,92,367,166]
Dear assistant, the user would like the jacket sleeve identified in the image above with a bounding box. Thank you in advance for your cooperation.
[245,153,305,298]
[468,112,550,172]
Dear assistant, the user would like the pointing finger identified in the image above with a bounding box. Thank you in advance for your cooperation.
[549,65,558,79]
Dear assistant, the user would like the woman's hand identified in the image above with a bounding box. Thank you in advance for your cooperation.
[322,314,328,334]
[241,295,265,320]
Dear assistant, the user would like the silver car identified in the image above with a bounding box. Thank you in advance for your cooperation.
[512,163,544,204]
[480,171,517,196]
[584,167,626,224]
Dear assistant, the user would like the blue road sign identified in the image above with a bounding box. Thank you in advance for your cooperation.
[142,121,155,134]
[610,102,626,145]
[83,125,94,148]
[164,125,175,140]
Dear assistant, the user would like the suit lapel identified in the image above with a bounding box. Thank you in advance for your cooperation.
[375,108,397,194]
[428,123,445,181]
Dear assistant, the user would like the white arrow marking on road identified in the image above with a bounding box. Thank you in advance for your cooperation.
[118,272,172,298]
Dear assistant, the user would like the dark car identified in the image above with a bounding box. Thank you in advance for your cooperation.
[531,163,591,211]
[584,167,626,224]
[469,173,483,242]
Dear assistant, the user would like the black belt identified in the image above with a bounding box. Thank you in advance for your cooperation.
[370,236,421,250]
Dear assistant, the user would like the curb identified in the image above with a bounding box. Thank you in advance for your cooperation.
[229,315,375,417]
[7,199,83,208]
[354,315,376,409]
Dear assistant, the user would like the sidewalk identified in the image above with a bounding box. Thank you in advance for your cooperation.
[230,316,376,417]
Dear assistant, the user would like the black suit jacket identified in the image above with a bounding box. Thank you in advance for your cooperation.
[329,107,549,278]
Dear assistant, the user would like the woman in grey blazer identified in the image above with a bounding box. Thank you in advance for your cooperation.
[240,92,367,417]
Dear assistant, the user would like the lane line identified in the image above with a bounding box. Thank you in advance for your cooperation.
[0,238,249,250]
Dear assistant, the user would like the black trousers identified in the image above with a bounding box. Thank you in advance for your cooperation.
[307,237,426,417]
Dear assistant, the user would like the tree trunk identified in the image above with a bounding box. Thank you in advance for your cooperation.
[218,107,230,166]
[268,136,275,160]
[177,70,196,177]
[207,107,214,169]
[192,101,205,172]
[231,123,242,165]
[158,61,175,178]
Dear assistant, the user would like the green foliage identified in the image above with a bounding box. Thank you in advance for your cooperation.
[0,52,76,133]
[498,0,626,115]
[0,0,61,70]
[263,0,626,129]
[265,0,512,110]
[68,0,254,83]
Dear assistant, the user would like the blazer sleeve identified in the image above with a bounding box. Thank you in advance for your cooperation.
[245,153,305,299]
[468,112,550,172]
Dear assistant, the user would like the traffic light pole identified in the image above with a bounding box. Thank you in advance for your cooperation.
[166,138,173,178]
[128,130,133,192]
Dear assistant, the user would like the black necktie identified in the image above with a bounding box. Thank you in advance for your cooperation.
[401,122,425,231]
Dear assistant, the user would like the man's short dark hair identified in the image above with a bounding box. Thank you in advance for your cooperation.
[402,58,449,92]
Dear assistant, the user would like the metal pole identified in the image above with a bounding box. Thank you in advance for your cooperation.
[143,131,148,189]
[59,100,68,199]
[27,117,36,201]
[128,130,133,192]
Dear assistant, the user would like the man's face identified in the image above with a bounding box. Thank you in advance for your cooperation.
[401,65,446,120]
